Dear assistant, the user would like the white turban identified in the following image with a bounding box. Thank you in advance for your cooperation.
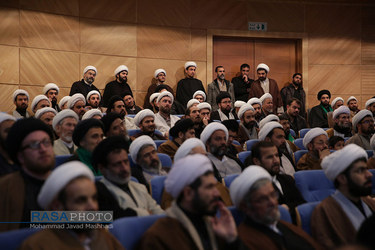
[352,110,373,132]
[258,121,283,141]
[156,91,174,104]
[31,95,50,112]
[230,166,272,208]
[134,109,155,127]
[248,97,262,108]
[129,135,156,162]
[347,96,357,104]
[256,63,270,73]
[149,93,160,104]
[43,83,59,95]
[303,128,328,149]
[187,99,200,109]
[174,138,206,162]
[165,154,213,199]
[12,89,29,102]
[333,105,350,119]
[34,107,57,119]
[200,122,228,145]
[86,90,101,102]
[197,102,211,111]
[238,104,255,120]
[38,161,94,209]
[258,114,280,130]
[67,93,86,109]
[82,109,103,120]
[154,69,166,78]
[260,93,272,103]
[58,96,71,110]
[83,65,97,76]
[331,97,344,108]
[322,144,368,181]
[365,98,375,109]
[52,109,79,131]
[114,65,129,76]
[0,113,16,124]
[193,90,206,101]
[371,134,375,151]
[184,61,197,69]
[234,101,246,108]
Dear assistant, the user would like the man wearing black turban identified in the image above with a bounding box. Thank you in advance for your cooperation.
[308,89,332,128]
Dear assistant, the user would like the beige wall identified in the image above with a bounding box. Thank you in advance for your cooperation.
[0,0,374,113]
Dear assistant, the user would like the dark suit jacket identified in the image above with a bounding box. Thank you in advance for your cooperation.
[210,110,239,121]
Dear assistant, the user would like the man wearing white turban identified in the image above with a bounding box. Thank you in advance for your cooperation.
[131,109,167,140]
[69,65,100,98]
[326,105,352,138]
[311,144,375,249]
[237,104,258,145]
[12,89,31,119]
[249,63,284,114]
[53,110,79,156]
[143,69,174,110]
[346,110,374,150]
[138,154,238,250]
[154,91,180,137]
[230,166,320,249]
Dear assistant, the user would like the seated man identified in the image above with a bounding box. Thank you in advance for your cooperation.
[259,93,274,117]
[368,134,375,169]
[86,90,103,111]
[31,95,51,114]
[365,98,375,117]
[101,112,127,138]
[248,97,263,123]
[201,122,243,177]
[93,136,164,218]
[234,100,246,114]
[143,69,174,110]
[138,154,238,250]
[158,119,195,160]
[193,90,206,103]
[123,92,142,115]
[237,103,258,145]
[346,110,374,150]
[326,105,352,138]
[210,92,238,121]
[52,109,79,155]
[0,113,18,176]
[230,166,320,249]
[328,136,345,151]
[34,107,57,131]
[222,119,243,158]
[284,98,307,133]
[297,128,330,171]
[106,95,137,130]
[0,118,55,232]
[185,102,204,138]
[197,102,212,128]
[132,109,166,140]
[67,93,86,120]
[278,113,295,143]
[21,161,124,249]
[129,136,167,189]
[308,89,332,128]
[311,144,375,249]
[347,96,360,120]
[82,109,103,120]
[154,91,180,137]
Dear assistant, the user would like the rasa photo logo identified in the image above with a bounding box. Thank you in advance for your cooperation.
[30,211,113,229]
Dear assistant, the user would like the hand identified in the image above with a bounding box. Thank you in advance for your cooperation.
[164,131,169,138]
[203,117,209,126]
[281,204,289,211]
[243,75,248,83]
[211,202,237,243]
[319,148,330,160]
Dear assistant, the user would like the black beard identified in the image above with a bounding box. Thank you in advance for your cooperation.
[348,176,372,197]
[244,121,256,130]
[210,143,227,157]
[334,124,352,136]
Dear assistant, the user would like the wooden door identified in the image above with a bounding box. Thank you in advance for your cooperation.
[213,36,302,90]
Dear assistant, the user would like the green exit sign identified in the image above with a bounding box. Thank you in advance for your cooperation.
[248,22,267,31]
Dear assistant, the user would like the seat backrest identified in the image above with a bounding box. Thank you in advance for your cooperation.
[238,151,251,164]
[295,201,320,235]
[0,228,40,250]
[150,176,167,205]
[367,150,374,158]
[294,138,305,150]
[110,214,165,250]
[290,129,296,138]
[224,174,239,188]
[126,114,136,118]
[154,140,166,149]
[127,129,141,137]
[294,150,308,164]
[232,140,240,146]
[369,169,375,194]
[157,153,172,168]
[294,170,335,202]
[245,139,260,151]
[299,128,311,138]
[55,154,72,168]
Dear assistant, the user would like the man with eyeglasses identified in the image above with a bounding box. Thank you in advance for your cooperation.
[0,118,55,232]
[326,106,352,138]
[230,166,320,249]
[346,110,374,150]
[210,92,238,122]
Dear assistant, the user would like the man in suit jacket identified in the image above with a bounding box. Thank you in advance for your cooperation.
[210,92,238,122]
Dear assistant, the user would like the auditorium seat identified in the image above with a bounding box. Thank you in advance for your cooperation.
[298,128,311,138]
[158,153,172,168]
[294,170,335,202]
[238,151,251,164]
[294,138,305,150]
[0,228,40,250]
[245,139,260,151]
[224,174,239,187]
[294,150,308,164]
[290,129,296,138]
[150,175,167,205]
[127,129,141,137]
[295,202,320,235]
[55,154,72,168]
[154,140,166,149]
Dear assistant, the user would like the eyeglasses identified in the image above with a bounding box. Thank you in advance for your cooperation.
[251,191,279,205]
[361,119,374,125]
[22,139,52,150]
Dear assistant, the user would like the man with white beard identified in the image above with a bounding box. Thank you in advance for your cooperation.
[52,110,79,155]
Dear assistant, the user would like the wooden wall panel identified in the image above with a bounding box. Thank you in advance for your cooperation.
[308,65,361,95]
[135,91,147,107]
[247,2,305,33]
[20,10,79,51]
[0,0,19,8]
[137,25,190,60]
[80,19,137,57]
[361,7,375,65]
[20,48,79,87]
[0,84,18,113]
[191,0,247,30]
[20,0,79,16]
[138,0,190,28]
[80,54,137,91]
[79,0,137,23]
[0,45,19,84]
[361,65,375,94]
[0,7,19,46]
[191,29,207,61]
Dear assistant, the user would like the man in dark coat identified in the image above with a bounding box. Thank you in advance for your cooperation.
[70,65,100,98]
[281,73,306,118]
[308,89,332,128]
[231,63,253,102]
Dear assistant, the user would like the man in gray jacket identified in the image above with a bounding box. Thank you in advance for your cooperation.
[207,66,235,112]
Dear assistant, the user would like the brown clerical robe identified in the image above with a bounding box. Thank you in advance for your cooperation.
[249,78,283,114]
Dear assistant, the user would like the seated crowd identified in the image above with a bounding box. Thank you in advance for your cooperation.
[1,61,375,250]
